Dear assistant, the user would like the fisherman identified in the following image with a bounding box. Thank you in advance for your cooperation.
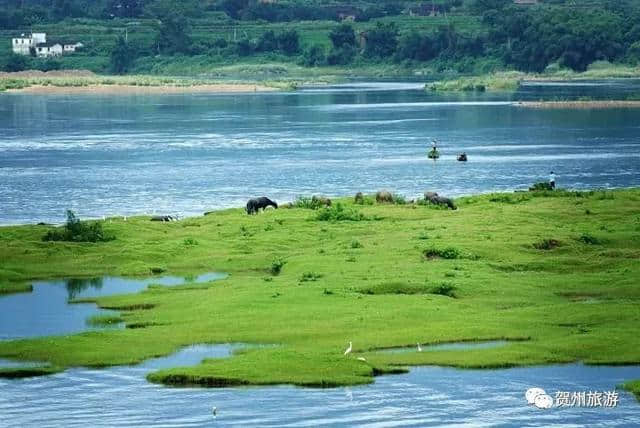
[549,171,556,189]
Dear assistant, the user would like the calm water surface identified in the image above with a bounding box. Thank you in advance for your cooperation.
[1,344,639,427]
[0,272,225,340]
[1,81,639,224]
[1,81,639,425]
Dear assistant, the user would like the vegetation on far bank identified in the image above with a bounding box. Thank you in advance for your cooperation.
[2,1,640,80]
[0,188,639,394]
[0,72,297,92]
[427,63,640,92]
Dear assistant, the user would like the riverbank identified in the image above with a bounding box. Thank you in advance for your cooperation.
[0,189,639,393]
[427,65,640,92]
[515,101,640,109]
[0,71,292,94]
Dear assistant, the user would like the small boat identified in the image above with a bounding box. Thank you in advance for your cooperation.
[457,153,467,162]
[428,148,440,159]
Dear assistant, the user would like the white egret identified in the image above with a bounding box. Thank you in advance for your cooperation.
[357,357,367,362]
[417,343,422,352]
[344,341,352,355]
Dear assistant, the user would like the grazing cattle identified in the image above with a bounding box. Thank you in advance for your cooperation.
[424,192,457,210]
[376,190,394,203]
[246,197,278,215]
[151,215,176,222]
[312,195,332,207]
[354,192,364,204]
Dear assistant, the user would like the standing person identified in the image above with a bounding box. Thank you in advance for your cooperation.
[549,171,556,189]
[432,139,438,150]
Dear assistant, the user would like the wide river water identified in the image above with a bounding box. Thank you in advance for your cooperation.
[1,80,639,224]
[1,81,640,425]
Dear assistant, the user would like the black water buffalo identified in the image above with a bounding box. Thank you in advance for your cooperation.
[246,197,278,214]
[151,215,176,222]
[424,192,457,210]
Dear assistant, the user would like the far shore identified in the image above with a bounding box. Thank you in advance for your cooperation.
[514,100,640,109]
[0,70,290,94]
[6,83,277,95]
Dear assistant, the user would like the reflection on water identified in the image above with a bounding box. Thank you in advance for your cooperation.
[0,272,225,340]
[65,277,104,300]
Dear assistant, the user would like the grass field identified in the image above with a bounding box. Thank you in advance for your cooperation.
[0,189,639,394]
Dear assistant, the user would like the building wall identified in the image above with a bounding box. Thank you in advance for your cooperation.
[12,38,32,55]
[32,33,46,44]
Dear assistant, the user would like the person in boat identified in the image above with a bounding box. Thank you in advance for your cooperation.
[457,152,467,162]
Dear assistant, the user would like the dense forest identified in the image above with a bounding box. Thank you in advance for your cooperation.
[1,0,640,75]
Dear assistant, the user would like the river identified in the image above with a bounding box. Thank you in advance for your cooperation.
[1,81,639,224]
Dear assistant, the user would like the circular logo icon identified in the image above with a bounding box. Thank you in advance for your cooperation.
[525,387,546,405]
[534,393,554,409]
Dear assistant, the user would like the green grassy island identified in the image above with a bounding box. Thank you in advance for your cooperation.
[1,188,639,395]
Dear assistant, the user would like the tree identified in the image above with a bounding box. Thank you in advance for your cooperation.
[104,0,146,18]
[220,0,249,19]
[329,24,356,49]
[364,22,398,59]
[156,14,192,55]
[3,53,28,72]
[276,30,300,55]
[301,44,326,67]
[257,30,278,52]
[235,38,253,56]
[110,36,134,74]
[327,45,356,65]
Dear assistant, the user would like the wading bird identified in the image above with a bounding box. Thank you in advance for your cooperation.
[417,343,422,352]
[344,341,352,355]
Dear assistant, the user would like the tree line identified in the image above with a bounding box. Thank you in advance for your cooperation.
[2,0,640,74]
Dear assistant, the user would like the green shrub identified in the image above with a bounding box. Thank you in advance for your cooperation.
[578,233,603,245]
[533,239,561,250]
[350,240,363,249]
[43,210,114,243]
[86,314,123,327]
[529,182,553,191]
[315,203,367,221]
[300,272,322,282]
[360,281,426,295]
[416,198,448,209]
[294,196,327,210]
[392,194,407,205]
[430,282,457,298]
[424,247,460,260]
[270,258,286,275]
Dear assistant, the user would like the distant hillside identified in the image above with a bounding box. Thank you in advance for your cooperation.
[1,1,639,77]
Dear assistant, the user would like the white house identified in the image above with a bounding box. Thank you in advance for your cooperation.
[34,43,63,57]
[63,42,84,53]
[11,33,81,58]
